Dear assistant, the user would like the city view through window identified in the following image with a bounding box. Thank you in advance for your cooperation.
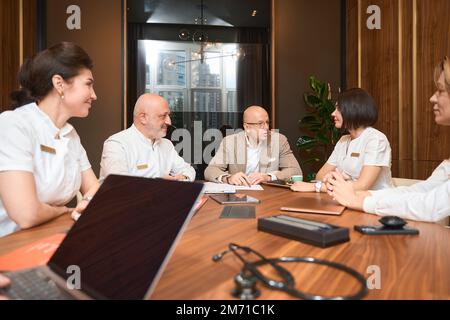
[139,40,242,132]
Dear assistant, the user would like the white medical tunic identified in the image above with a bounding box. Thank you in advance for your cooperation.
[99,124,196,181]
[364,160,450,222]
[327,127,393,190]
[0,103,91,237]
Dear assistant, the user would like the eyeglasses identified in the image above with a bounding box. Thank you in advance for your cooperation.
[244,121,270,128]
[213,243,368,300]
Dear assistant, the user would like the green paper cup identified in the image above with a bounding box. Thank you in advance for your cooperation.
[290,175,303,183]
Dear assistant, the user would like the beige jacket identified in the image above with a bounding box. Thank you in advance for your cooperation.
[204,130,302,182]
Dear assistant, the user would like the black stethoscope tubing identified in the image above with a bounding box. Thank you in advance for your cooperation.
[249,256,368,300]
[215,243,368,300]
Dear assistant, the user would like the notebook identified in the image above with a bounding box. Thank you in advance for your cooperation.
[280,194,346,216]
[262,180,292,189]
[0,233,66,271]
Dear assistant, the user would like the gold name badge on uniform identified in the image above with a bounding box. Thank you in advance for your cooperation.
[137,164,149,170]
[350,152,360,158]
[40,144,56,154]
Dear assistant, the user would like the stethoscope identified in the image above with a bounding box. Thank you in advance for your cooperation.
[213,243,368,300]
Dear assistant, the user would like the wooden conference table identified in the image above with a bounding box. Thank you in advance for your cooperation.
[0,185,449,299]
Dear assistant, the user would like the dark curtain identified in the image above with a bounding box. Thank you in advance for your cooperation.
[127,24,148,128]
[236,28,270,114]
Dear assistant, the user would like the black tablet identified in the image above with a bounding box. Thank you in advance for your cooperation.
[210,193,260,204]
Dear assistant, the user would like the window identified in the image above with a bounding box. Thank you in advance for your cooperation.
[139,40,242,129]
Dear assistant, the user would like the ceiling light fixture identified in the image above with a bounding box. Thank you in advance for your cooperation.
[166,0,245,68]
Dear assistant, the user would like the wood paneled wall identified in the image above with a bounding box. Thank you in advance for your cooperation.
[0,0,37,112]
[46,0,123,175]
[346,0,450,179]
[274,0,342,172]
[415,0,450,177]
[1,0,20,111]
[23,0,37,61]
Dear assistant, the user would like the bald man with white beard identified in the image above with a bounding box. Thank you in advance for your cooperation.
[204,106,302,185]
[100,93,195,181]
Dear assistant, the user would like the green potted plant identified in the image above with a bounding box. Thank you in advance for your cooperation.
[297,76,342,181]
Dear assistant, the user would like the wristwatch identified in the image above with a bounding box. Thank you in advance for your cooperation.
[314,181,322,193]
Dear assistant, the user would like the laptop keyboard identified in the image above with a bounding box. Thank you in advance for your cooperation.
[1,269,73,300]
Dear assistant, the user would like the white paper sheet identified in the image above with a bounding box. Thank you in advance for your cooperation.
[234,185,264,191]
[203,182,236,194]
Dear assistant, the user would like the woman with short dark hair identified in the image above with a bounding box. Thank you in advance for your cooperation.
[291,88,393,193]
[326,57,450,222]
[0,42,100,237]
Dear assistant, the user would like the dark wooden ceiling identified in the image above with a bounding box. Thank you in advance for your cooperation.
[127,0,270,27]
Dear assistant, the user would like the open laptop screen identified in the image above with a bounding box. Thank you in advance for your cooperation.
[48,175,204,299]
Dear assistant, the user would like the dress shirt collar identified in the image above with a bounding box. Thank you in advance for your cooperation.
[130,124,161,148]
[244,131,263,149]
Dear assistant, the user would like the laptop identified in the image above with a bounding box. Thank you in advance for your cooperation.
[280,193,346,216]
[0,174,204,300]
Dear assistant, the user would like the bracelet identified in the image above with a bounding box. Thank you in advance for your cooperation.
[82,195,93,202]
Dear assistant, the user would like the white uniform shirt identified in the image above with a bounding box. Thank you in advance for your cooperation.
[99,124,196,181]
[327,127,393,190]
[363,160,450,222]
[0,103,91,237]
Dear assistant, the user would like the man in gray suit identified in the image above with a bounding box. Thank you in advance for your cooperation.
[204,106,302,185]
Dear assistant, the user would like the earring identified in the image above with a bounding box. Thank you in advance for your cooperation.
[59,92,65,99]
